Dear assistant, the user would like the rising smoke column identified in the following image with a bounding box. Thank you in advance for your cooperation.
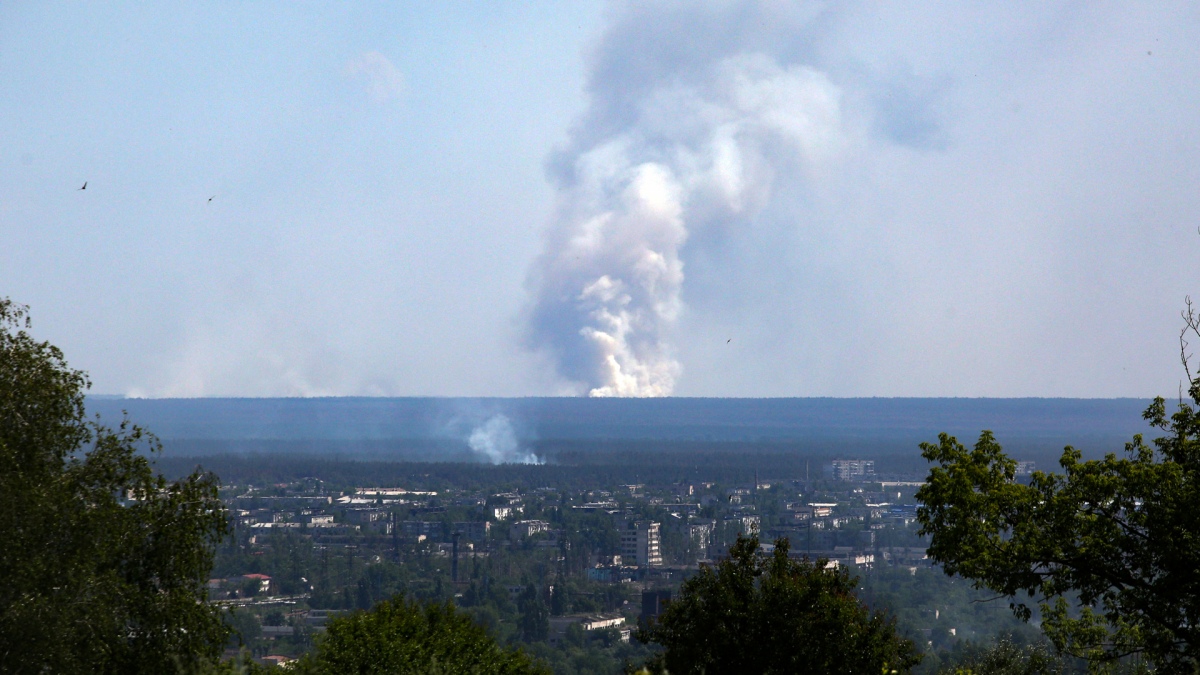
[527,30,846,396]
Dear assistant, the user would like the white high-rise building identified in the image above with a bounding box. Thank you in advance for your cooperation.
[831,459,875,481]
[620,521,662,567]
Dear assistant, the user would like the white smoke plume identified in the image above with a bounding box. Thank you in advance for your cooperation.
[467,414,542,465]
[527,11,847,397]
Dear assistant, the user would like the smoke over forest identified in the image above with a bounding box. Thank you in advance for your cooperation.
[527,6,847,397]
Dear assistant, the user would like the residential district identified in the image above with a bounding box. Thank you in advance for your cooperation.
[209,458,1037,672]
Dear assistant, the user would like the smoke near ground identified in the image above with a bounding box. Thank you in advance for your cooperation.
[526,7,847,397]
[467,414,542,465]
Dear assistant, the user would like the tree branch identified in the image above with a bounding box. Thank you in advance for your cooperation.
[1182,295,1198,384]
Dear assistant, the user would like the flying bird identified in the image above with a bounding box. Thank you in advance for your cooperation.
[208,196,215,203]
[727,339,731,343]
[79,181,87,190]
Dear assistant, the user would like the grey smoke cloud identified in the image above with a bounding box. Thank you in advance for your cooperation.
[5,2,1197,399]
[527,8,852,396]
[467,414,541,465]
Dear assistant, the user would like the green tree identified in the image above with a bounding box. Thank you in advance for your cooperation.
[518,583,550,642]
[916,303,1200,671]
[295,595,550,674]
[225,608,262,647]
[550,579,568,615]
[936,637,1066,675]
[637,533,921,674]
[0,299,230,673]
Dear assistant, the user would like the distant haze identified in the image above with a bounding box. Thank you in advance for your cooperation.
[2,3,1198,397]
[87,397,1154,463]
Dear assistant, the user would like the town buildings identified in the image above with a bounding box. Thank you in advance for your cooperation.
[620,520,662,568]
[831,459,876,481]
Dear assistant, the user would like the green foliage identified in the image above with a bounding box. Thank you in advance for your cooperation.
[517,583,550,642]
[198,650,274,675]
[637,532,922,674]
[935,638,1066,675]
[861,566,1042,653]
[296,595,550,674]
[224,607,263,645]
[0,298,229,673]
[262,609,287,626]
[527,632,658,675]
[916,358,1200,670]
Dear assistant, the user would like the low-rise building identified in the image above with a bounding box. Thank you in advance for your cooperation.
[723,514,760,535]
[492,505,524,521]
[401,520,441,539]
[306,609,348,628]
[345,509,386,524]
[548,614,628,644]
[452,521,491,542]
[509,519,550,540]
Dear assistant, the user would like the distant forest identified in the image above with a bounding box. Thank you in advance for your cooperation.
[91,397,1160,480]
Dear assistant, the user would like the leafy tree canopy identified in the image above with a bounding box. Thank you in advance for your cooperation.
[0,298,229,673]
[637,533,921,674]
[295,595,550,674]
[517,582,550,643]
[935,637,1066,675]
[917,303,1200,671]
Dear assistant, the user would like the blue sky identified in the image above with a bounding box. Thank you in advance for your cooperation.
[2,2,1198,398]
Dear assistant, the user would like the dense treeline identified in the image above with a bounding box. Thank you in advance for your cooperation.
[154,448,849,491]
[87,395,1152,445]
[154,436,1127,490]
